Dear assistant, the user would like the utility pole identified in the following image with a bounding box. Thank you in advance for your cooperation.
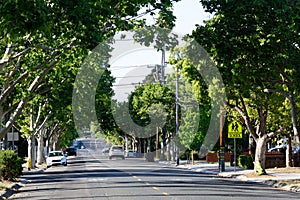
[175,66,179,166]
[219,110,225,172]
[156,127,159,160]
[155,47,166,161]
[161,48,166,84]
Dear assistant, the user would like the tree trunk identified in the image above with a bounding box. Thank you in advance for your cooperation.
[27,135,36,169]
[31,134,36,169]
[254,136,267,175]
[191,150,194,165]
[286,134,292,167]
[172,140,176,162]
[289,90,300,144]
[27,136,32,161]
[167,142,171,161]
[37,132,45,165]
[161,141,165,161]
[45,139,49,157]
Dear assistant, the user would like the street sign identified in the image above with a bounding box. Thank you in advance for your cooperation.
[7,132,19,141]
[228,120,242,138]
[228,120,243,172]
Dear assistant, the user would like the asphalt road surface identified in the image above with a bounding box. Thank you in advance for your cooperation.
[10,139,300,199]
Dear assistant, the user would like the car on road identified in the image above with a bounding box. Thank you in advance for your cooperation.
[46,151,67,168]
[109,145,125,160]
[102,146,111,154]
[66,147,77,156]
[73,140,85,149]
[267,144,287,153]
[125,150,136,158]
[267,145,300,155]
[293,146,300,155]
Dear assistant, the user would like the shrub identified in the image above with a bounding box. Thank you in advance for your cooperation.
[0,150,23,180]
[238,154,254,169]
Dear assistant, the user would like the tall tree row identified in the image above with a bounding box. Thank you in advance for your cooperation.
[188,0,300,174]
[0,0,179,166]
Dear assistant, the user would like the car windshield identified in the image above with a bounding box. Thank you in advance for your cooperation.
[112,146,123,151]
[49,152,63,157]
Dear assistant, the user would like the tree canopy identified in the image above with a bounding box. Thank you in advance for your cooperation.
[0,0,179,144]
[191,0,300,173]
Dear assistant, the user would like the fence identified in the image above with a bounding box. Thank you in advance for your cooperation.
[206,151,300,168]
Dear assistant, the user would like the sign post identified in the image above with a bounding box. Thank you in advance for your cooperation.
[228,120,242,171]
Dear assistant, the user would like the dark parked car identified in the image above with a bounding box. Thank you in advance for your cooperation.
[66,147,77,156]
[73,140,85,149]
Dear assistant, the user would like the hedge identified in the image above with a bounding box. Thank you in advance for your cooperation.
[238,154,254,169]
[0,150,23,180]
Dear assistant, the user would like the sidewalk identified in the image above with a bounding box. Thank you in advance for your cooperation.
[0,164,45,199]
[159,160,300,192]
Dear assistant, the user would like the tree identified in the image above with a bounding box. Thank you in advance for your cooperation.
[191,0,300,174]
[128,84,176,157]
[163,70,211,162]
[95,68,117,135]
[0,0,180,140]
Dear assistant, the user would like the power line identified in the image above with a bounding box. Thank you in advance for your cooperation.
[110,64,157,70]
[115,74,150,79]
[112,82,143,87]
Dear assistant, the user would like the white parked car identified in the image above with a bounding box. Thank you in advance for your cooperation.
[125,150,136,158]
[46,151,67,168]
[109,145,125,160]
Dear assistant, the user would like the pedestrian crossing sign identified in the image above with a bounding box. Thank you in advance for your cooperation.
[228,120,242,138]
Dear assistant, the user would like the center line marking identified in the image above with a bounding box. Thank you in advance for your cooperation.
[132,176,167,195]
[152,187,159,191]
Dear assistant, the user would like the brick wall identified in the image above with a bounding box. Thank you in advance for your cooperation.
[206,152,232,162]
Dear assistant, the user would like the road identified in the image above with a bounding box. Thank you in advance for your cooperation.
[10,139,300,199]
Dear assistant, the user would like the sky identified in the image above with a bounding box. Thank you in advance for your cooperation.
[173,0,212,35]
[110,0,212,102]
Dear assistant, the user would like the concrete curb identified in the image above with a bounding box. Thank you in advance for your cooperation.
[1,183,22,200]
[22,168,45,175]
[219,173,300,193]
[167,162,300,193]
[264,180,300,193]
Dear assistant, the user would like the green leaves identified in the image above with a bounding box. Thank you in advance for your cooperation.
[129,83,176,134]
[195,0,300,144]
[0,0,49,38]
[0,0,181,145]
